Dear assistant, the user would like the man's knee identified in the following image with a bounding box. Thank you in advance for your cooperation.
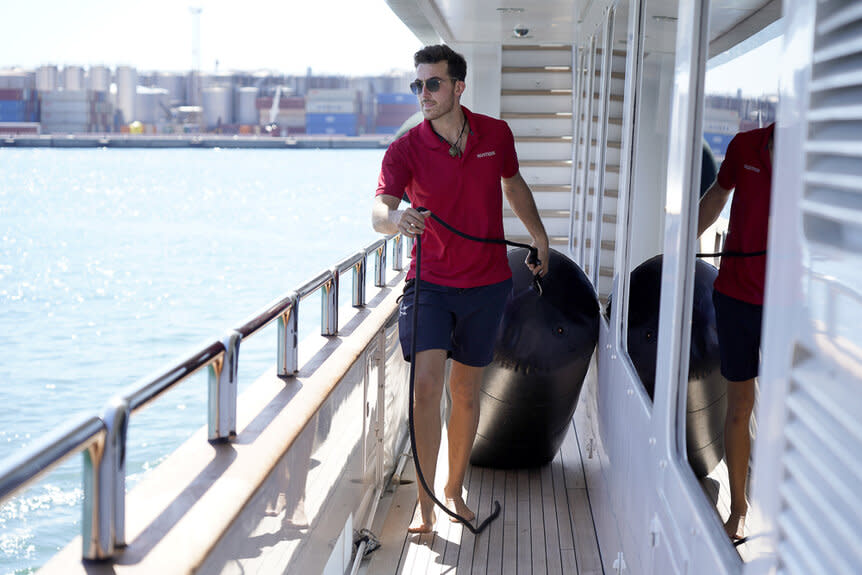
[413,370,443,405]
[448,364,483,407]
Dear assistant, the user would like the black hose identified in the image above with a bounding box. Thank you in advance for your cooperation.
[696,249,765,258]
[406,209,541,534]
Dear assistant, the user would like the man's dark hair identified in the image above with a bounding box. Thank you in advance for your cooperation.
[414,45,467,81]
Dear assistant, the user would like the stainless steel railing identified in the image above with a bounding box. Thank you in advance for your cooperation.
[0,233,407,561]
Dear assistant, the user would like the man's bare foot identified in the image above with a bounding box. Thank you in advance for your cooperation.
[444,492,475,523]
[724,511,746,541]
[407,504,436,534]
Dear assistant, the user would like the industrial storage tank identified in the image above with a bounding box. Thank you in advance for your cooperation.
[236,86,258,126]
[116,66,137,124]
[87,65,111,93]
[155,72,186,107]
[63,66,85,91]
[186,72,202,106]
[202,86,232,129]
[136,86,169,125]
[36,66,59,92]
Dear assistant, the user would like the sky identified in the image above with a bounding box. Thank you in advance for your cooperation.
[0,0,424,76]
[0,0,781,95]
[705,30,783,97]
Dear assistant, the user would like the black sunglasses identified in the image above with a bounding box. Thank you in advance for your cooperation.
[409,77,457,95]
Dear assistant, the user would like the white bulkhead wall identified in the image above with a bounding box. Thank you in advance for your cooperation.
[450,43,502,119]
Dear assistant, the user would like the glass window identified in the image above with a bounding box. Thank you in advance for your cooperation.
[621,0,678,402]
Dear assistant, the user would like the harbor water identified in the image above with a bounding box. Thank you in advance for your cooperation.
[0,147,385,573]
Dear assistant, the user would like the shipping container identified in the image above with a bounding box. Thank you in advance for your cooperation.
[306,88,358,101]
[306,100,357,114]
[0,88,26,101]
[306,112,358,136]
[374,125,400,135]
[0,71,36,90]
[375,92,414,106]
[255,96,305,110]
[704,132,734,158]
[0,122,40,135]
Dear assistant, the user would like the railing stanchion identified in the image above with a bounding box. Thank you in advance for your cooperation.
[208,331,241,442]
[278,293,299,377]
[353,257,366,307]
[323,268,339,335]
[392,235,404,272]
[374,243,386,287]
[83,395,128,560]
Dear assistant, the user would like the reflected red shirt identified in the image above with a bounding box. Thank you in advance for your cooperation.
[714,123,774,305]
[376,107,519,287]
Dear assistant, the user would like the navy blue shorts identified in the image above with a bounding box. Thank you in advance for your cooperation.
[398,278,513,367]
[712,290,763,382]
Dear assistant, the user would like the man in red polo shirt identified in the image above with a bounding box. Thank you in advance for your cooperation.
[372,44,549,533]
[698,122,774,541]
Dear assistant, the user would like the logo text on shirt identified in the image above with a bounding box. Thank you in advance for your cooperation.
[743,164,761,173]
[476,151,496,158]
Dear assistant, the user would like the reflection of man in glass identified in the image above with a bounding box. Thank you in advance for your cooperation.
[697,122,774,541]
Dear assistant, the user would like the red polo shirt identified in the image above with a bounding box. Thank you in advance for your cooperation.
[376,106,519,287]
[713,123,774,305]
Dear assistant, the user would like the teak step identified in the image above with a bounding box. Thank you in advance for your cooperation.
[503,66,573,73]
[573,212,618,224]
[502,89,574,96]
[503,45,572,51]
[504,112,573,119]
[515,135,574,143]
[521,159,573,168]
[594,71,626,80]
[572,237,616,251]
[504,208,570,219]
[580,138,621,149]
[581,92,625,102]
[507,234,569,246]
[588,187,619,198]
[578,162,621,173]
[581,115,623,125]
[531,184,572,193]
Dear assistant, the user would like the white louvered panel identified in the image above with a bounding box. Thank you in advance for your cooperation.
[777,5,862,573]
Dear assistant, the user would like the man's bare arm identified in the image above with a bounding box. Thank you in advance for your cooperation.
[697,180,732,238]
[372,194,427,237]
[502,171,550,276]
